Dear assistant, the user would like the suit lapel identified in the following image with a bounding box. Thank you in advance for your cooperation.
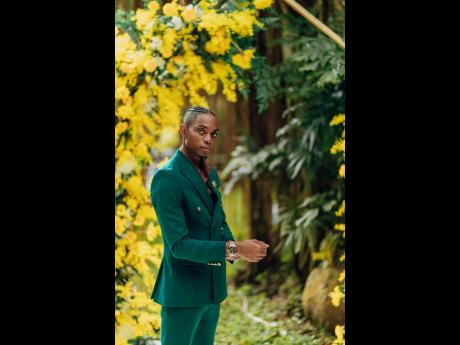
[208,174,223,232]
[174,149,214,214]
[211,186,222,229]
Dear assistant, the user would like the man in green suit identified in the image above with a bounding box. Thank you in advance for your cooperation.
[150,106,270,345]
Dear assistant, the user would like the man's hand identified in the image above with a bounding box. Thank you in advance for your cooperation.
[235,239,270,262]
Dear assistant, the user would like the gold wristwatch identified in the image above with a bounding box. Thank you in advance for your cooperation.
[227,240,237,258]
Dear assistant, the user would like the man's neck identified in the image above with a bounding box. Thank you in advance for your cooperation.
[180,145,203,168]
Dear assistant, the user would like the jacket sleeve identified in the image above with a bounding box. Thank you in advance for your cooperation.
[150,169,226,264]
[222,202,237,265]
[221,210,235,242]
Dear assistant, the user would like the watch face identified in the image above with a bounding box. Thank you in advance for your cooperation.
[229,246,237,255]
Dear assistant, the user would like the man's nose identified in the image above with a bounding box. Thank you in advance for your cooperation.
[203,134,211,144]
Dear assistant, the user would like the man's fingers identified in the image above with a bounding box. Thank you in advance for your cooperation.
[253,239,268,246]
[254,240,269,248]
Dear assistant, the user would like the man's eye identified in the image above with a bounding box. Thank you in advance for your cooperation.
[197,129,204,134]
[211,132,218,138]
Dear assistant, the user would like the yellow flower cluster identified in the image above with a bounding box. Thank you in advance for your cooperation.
[159,28,177,58]
[330,113,345,126]
[115,1,265,343]
[334,223,345,236]
[330,138,345,155]
[329,285,345,307]
[162,1,179,17]
[198,9,262,56]
[339,163,345,178]
[329,113,345,344]
[332,325,345,345]
[229,10,262,37]
[311,250,333,264]
[232,49,255,69]
[330,113,345,174]
[254,0,274,10]
[182,6,196,22]
[335,200,345,217]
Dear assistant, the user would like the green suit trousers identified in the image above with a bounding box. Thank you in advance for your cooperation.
[160,303,220,345]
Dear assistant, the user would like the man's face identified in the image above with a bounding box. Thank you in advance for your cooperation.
[180,113,219,158]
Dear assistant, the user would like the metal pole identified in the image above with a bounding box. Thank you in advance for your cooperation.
[281,0,345,49]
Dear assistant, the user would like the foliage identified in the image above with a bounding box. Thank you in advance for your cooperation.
[222,14,345,275]
[216,280,334,345]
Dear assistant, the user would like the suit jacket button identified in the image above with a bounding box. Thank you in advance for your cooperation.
[220,226,224,231]
[217,263,221,266]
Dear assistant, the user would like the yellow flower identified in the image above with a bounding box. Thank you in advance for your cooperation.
[148,1,160,12]
[117,150,138,175]
[159,28,177,58]
[332,325,345,345]
[330,138,345,154]
[115,216,127,236]
[338,270,345,282]
[330,113,345,126]
[120,63,132,74]
[199,11,231,35]
[339,164,345,178]
[229,11,257,37]
[182,6,196,22]
[115,86,130,103]
[166,61,178,75]
[163,2,179,17]
[254,0,274,10]
[334,223,345,231]
[127,231,138,243]
[138,205,155,220]
[115,174,122,190]
[143,58,157,73]
[335,200,345,217]
[115,335,129,345]
[115,32,136,63]
[329,286,345,307]
[116,204,129,218]
[232,49,255,69]
[133,214,145,227]
[210,61,238,102]
[158,127,179,149]
[311,251,328,262]
[115,122,129,137]
[132,9,154,32]
[117,105,134,120]
[204,31,232,55]
[146,222,161,241]
[129,181,150,204]
[126,197,138,211]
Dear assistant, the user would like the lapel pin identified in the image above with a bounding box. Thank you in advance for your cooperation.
[197,206,201,212]
[211,181,217,189]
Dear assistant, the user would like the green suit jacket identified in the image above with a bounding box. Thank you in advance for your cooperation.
[150,149,236,307]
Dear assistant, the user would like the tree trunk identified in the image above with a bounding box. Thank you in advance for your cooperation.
[233,1,287,285]
[322,0,329,24]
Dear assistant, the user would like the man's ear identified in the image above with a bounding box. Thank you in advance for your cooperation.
[179,124,186,138]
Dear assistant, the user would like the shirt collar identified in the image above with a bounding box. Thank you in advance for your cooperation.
[179,147,210,182]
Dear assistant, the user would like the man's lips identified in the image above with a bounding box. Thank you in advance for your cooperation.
[200,146,210,153]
